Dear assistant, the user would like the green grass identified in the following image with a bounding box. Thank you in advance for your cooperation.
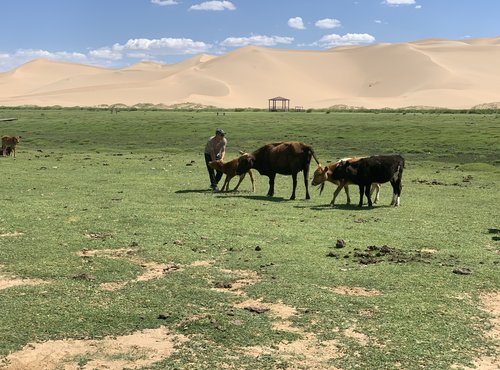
[0,109,498,369]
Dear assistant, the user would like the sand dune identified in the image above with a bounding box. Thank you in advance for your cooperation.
[1,37,500,109]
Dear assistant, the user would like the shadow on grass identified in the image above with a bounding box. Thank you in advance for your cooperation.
[217,194,287,202]
[296,203,394,211]
[175,189,213,194]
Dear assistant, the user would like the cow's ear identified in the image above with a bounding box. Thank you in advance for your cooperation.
[324,166,328,172]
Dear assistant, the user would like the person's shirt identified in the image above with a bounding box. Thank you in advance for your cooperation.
[205,136,227,160]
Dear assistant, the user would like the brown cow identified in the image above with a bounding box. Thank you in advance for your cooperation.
[312,157,380,206]
[208,157,256,192]
[2,135,21,158]
[236,141,320,200]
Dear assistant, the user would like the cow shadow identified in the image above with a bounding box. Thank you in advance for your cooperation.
[175,189,213,194]
[219,194,287,202]
[297,203,393,211]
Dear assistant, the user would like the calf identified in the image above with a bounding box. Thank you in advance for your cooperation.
[236,141,319,200]
[208,157,255,192]
[312,157,381,206]
[331,155,404,207]
[1,135,21,158]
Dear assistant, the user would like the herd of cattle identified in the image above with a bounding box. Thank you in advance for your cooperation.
[209,141,405,207]
[0,135,403,207]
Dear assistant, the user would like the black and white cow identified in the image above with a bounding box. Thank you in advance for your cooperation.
[331,155,404,207]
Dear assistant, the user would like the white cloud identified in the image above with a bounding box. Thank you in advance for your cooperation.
[220,35,294,47]
[415,5,422,9]
[315,18,341,29]
[151,0,179,5]
[288,17,305,30]
[189,1,235,11]
[384,0,416,5]
[314,33,376,48]
[89,37,212,60]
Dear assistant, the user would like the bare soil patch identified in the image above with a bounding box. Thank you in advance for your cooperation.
[0,326,188,370]
[0,265,48,291]
[332,286,381,297]
[78,248,186,291]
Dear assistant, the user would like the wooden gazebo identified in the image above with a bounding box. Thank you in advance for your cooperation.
[268,96,290,112]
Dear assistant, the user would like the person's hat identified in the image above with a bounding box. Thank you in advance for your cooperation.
[216,128,225,136]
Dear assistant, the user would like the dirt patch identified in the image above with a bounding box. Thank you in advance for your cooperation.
[344,326,369,346]
[0,266,48,291]
[243,333,343,370]
[328,245,436,265]
[332,286,381,297]
[0,276,47,291]
[454,291,500,370]
[212,269,260,296]
[0,326,188,370]
[480,291,500,342]
[78,248,184,291]
[84,231,114,240]
[0,231,24,237]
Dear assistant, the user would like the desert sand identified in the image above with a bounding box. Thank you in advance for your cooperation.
[1,37,500,109]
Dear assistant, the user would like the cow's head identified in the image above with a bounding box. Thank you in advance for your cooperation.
[236,153,254,175]
[311,164,328,186]
[208,159,223,170]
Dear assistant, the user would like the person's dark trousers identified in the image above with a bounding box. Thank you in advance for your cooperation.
[205,153,223,188]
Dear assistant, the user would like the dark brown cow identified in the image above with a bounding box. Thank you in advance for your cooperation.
[236,141,320,200]
[331,154,404,207]
[1,135,21,158]
[208,158,256,192]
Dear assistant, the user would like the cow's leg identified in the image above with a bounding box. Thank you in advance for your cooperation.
[391,179,402,206]
[331,184,344,206]
[248,170,256,192]
[220,175,229,192]
[233,174,246,191]
[303,170,310,200]
[267,174,276,197]
[291,173,298,200]
[2,147,6,157]
[358,185,364,207]
[371,183,380,204]
[365,183,373,207]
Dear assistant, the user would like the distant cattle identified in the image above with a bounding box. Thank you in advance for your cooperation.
[312,157,381,206]
[208,157,256,192]
[1,136,21,158]
[331,155,404,207]
[236,141,319,200]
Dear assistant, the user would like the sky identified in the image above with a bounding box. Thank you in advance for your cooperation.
[1,0,499,72]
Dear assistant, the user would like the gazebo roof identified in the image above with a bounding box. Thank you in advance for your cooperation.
[269,96,290,101]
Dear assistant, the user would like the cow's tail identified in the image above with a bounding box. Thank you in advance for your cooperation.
[309,146,320,165]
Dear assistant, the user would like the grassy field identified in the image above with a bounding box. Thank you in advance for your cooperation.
[0,109,498,369]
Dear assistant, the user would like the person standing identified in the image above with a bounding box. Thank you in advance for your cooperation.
[204,128,227,191]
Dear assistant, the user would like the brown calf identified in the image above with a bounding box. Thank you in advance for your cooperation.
[208,157,256,192]
[311,157,380,206]
[1,135,21,158]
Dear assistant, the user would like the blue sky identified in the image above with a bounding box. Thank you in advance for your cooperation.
[1,0,499,71]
